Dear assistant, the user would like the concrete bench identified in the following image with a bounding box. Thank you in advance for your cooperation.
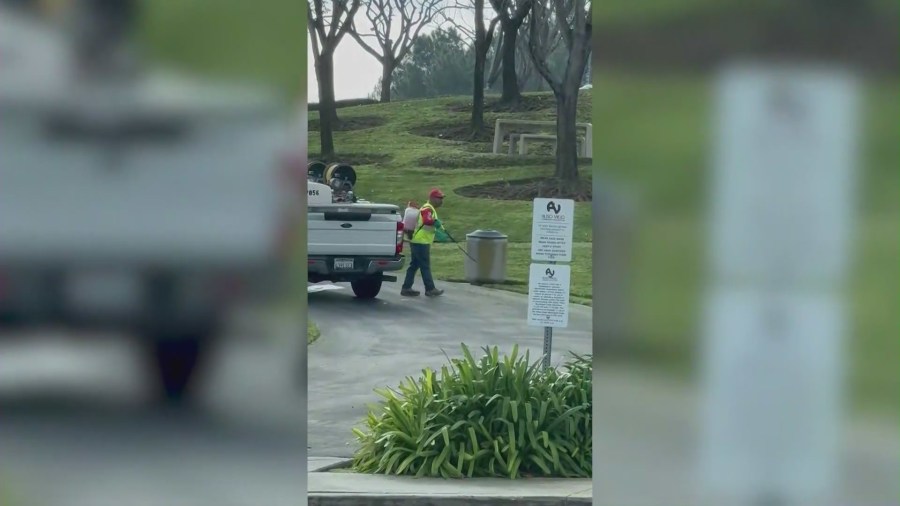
[510,133,586,156]
[493,118,592,157]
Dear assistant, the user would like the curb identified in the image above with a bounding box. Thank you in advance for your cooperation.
[310,459,353,473]
[307,495,591,506]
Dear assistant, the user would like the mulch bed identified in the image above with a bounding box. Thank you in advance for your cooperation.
[308,115,387,132]
[409,122,494,143]
[307,153,393,166]
[446,94,560,114]
[456,176,592,202]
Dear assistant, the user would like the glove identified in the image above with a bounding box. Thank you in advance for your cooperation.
[433,218,444,230]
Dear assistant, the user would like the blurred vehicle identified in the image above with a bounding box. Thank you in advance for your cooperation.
[306,161,405,299]
[0,1,298,402]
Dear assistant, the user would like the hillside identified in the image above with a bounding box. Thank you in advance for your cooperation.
[308,92,594,303]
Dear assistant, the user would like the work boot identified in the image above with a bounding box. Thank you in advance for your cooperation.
[425,288,444,297]
[401,288,420,296]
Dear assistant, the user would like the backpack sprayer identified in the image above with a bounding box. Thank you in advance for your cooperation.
[403,202,478,264]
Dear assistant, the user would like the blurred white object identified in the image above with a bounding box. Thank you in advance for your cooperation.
[306,283,343,293]
[700,288,845,505]
[0,5,72,101]
[0,3,297,402]
[700,63,860,506]
[708,63,860,288]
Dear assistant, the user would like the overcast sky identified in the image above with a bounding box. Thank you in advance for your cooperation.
[306,34,382,102]
[307,6,477,102]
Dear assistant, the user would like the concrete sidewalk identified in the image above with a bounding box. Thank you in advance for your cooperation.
[308,465,591,506]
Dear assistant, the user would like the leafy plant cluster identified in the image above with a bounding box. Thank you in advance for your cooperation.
[351,344,591,479]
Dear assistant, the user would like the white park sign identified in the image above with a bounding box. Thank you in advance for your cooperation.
[528,197,575,368]
[530,198,574,262]
[527,263,570,328]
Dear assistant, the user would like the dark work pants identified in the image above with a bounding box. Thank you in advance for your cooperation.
[402,243,435,291]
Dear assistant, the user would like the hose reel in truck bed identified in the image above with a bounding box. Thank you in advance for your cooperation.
[307,160,358,203]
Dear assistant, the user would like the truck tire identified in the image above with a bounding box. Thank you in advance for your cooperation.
[351,276,383,299]
[144,331,212,404]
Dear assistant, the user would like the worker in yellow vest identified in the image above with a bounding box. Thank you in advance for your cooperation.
[401,188,446,297]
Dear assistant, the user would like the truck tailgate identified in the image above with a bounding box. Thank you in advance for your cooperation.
[308,206,399,257]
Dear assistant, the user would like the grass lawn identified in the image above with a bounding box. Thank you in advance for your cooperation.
[594,72,899,418]
[138,0,304,94]
[307,320,320,345]
[0,484,17,506]
[308,92,594,303]
[595,0,898,24]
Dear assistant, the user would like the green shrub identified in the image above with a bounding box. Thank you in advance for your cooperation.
[351,344,592,479]
[307,320,320,345]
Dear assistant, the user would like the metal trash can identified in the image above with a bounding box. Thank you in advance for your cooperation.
[464,229,508,284]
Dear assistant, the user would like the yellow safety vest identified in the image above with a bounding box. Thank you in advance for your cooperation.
[411,203,438,245]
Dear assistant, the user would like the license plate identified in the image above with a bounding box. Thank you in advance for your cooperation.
[334,258,354,270]
[66,270,141,313]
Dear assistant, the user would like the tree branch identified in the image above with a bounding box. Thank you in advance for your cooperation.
[308,3,322,59]
[349,26,387,63]
[512,0,532,22]
[334,0,363,42]
[349,0,448,70]
[327,0,346,41]
[487,29,504,86]
[485,15,501,50]
[527,1,561,94]
[552,0,573,50]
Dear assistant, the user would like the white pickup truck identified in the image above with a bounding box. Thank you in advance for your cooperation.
[0,5,297,402]
[306,162,405,299]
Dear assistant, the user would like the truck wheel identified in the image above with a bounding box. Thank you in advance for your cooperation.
[144,331,212,404]
[351,276,383,299]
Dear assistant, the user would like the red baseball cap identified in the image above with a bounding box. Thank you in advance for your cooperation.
[429,188,445,199]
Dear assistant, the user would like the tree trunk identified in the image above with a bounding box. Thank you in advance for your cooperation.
[500,20,522,104]
[471,48,487,136]
[555,89,579,182]
[471,0,487,137]
[380,60,393,103]
[317,52,337,158]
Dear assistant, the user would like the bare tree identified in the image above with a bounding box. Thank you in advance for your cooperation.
[528,0,591,183]
[513,14,561,92]
[308,0,362,158]
[471,0,500,136]
[439,1,499,136]
[486,31,504,88]
[488,0,533,104]
[349,0,448,103]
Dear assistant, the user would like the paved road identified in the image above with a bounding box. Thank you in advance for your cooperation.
[0,308,308,506]
[306,281,593,458]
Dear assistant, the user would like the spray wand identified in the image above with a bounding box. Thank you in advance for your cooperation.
[442,229,478,265]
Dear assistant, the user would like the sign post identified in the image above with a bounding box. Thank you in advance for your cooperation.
[528,198,575,369]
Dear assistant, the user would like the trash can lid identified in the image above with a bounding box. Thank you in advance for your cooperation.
[466,229,508,239]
